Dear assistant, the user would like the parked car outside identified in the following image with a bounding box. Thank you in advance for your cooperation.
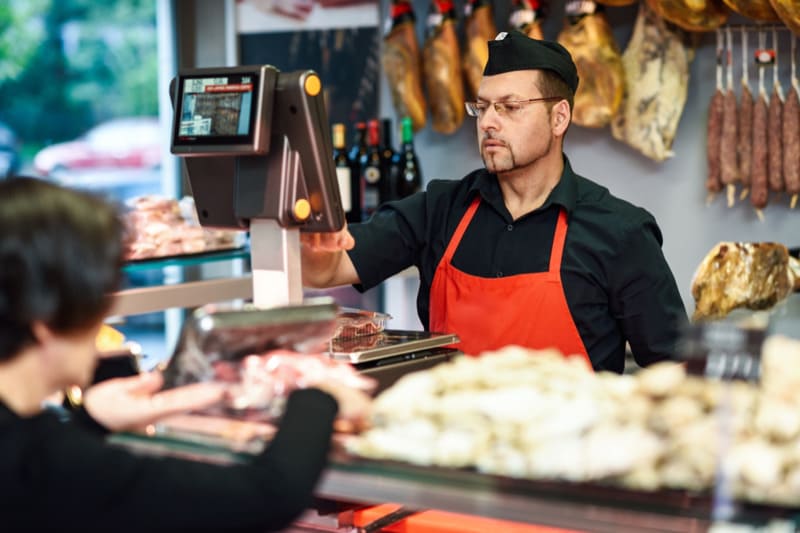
[0,121,21,179]
[33,116,163,202]
[33,116,162,176]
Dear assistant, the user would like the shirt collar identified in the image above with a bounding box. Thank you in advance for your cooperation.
[467,155,579,215]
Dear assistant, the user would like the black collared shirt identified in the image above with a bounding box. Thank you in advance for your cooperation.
[348,157,688,372]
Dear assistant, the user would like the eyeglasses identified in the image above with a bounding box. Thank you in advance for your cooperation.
[464,97,562,118]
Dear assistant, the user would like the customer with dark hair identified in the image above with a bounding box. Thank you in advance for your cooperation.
[0,177,368,531]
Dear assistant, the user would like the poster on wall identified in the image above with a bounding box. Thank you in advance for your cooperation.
[235,0,381,129]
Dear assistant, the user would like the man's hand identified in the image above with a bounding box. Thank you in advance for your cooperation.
[299,226,355,252]
[300,225,360,288]
[83,372,226,432]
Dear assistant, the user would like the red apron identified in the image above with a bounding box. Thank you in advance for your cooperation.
[429,196,591,367]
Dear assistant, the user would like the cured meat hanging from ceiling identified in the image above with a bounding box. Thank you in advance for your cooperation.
[382,0,428,132]
[721,0,778,22]
[706,29,724,200]
[719,26,740,207]
[462,0,496,101]
[594,0,636,6]
[645,0,728,32]
[767,28,785,199]
[422,0,465,134]
[737,27,754,203]
[556,1,625,128]
[749,30,770,215]
[769,0,800,37]
[611,1,689,162]
[784,33,800,209]
[508,0,545,40]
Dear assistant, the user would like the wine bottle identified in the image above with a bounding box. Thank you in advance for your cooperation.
[348,122,367,222]
[396,116,423,198]
[380,118,398,203]
[361,119,383,220]
[332,123,356,224]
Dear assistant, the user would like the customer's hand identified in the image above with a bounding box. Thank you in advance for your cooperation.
[83,371,226,432]
[313,381,373,433]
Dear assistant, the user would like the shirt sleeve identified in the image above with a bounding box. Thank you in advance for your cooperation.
[610,213,689,367]
[32,388,338,533]
[347,192,429,292]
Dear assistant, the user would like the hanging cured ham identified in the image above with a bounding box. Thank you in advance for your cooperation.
[382,0,427,131]
[769,0,800,36]
[462,0,497,101]
[611,2,689,162]
[423,0,466,135]
[645,0,728,32]
[557,2,625,128]
[509,0,544,41]
[721,0,778,21]
[706,29,724,196]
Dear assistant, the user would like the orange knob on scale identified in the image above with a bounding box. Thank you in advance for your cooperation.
[293,198,311,222]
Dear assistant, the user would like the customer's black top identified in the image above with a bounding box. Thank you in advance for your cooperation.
[0,388,337,532]
[348,157,687,372]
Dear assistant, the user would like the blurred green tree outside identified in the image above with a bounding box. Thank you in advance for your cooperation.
[0,0,157,161]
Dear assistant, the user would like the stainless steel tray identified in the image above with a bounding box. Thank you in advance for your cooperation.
[329,330,459,364]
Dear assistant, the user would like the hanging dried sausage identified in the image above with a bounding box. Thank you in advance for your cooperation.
[707,89,724,193]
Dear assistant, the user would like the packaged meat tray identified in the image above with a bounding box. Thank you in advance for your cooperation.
[332,308,391,341]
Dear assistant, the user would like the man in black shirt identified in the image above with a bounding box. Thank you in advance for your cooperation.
[302,31,687,372]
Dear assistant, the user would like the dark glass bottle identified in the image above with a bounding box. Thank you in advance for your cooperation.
[332,123,357,224]
[360,119,383,220]
[396,116,423,198]
[380,118,398,203]
[347,122,367,222]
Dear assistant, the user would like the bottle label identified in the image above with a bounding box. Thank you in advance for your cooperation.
[364,166,381,184]
[336,167,352,212]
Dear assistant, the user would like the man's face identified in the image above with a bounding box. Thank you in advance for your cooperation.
[475,70,559,175]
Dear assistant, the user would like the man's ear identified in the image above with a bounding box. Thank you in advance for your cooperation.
[552,100,571,136]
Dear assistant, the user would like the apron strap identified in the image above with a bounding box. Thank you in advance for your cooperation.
[548,209,568,275]
[441,195,481,263]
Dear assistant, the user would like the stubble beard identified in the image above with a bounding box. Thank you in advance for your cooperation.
[481,132,553,175]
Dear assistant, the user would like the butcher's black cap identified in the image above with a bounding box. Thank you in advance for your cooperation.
[484,30,579,93]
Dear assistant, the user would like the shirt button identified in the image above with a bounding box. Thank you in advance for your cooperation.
[507,224,513,231]
[496,271,503,277]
